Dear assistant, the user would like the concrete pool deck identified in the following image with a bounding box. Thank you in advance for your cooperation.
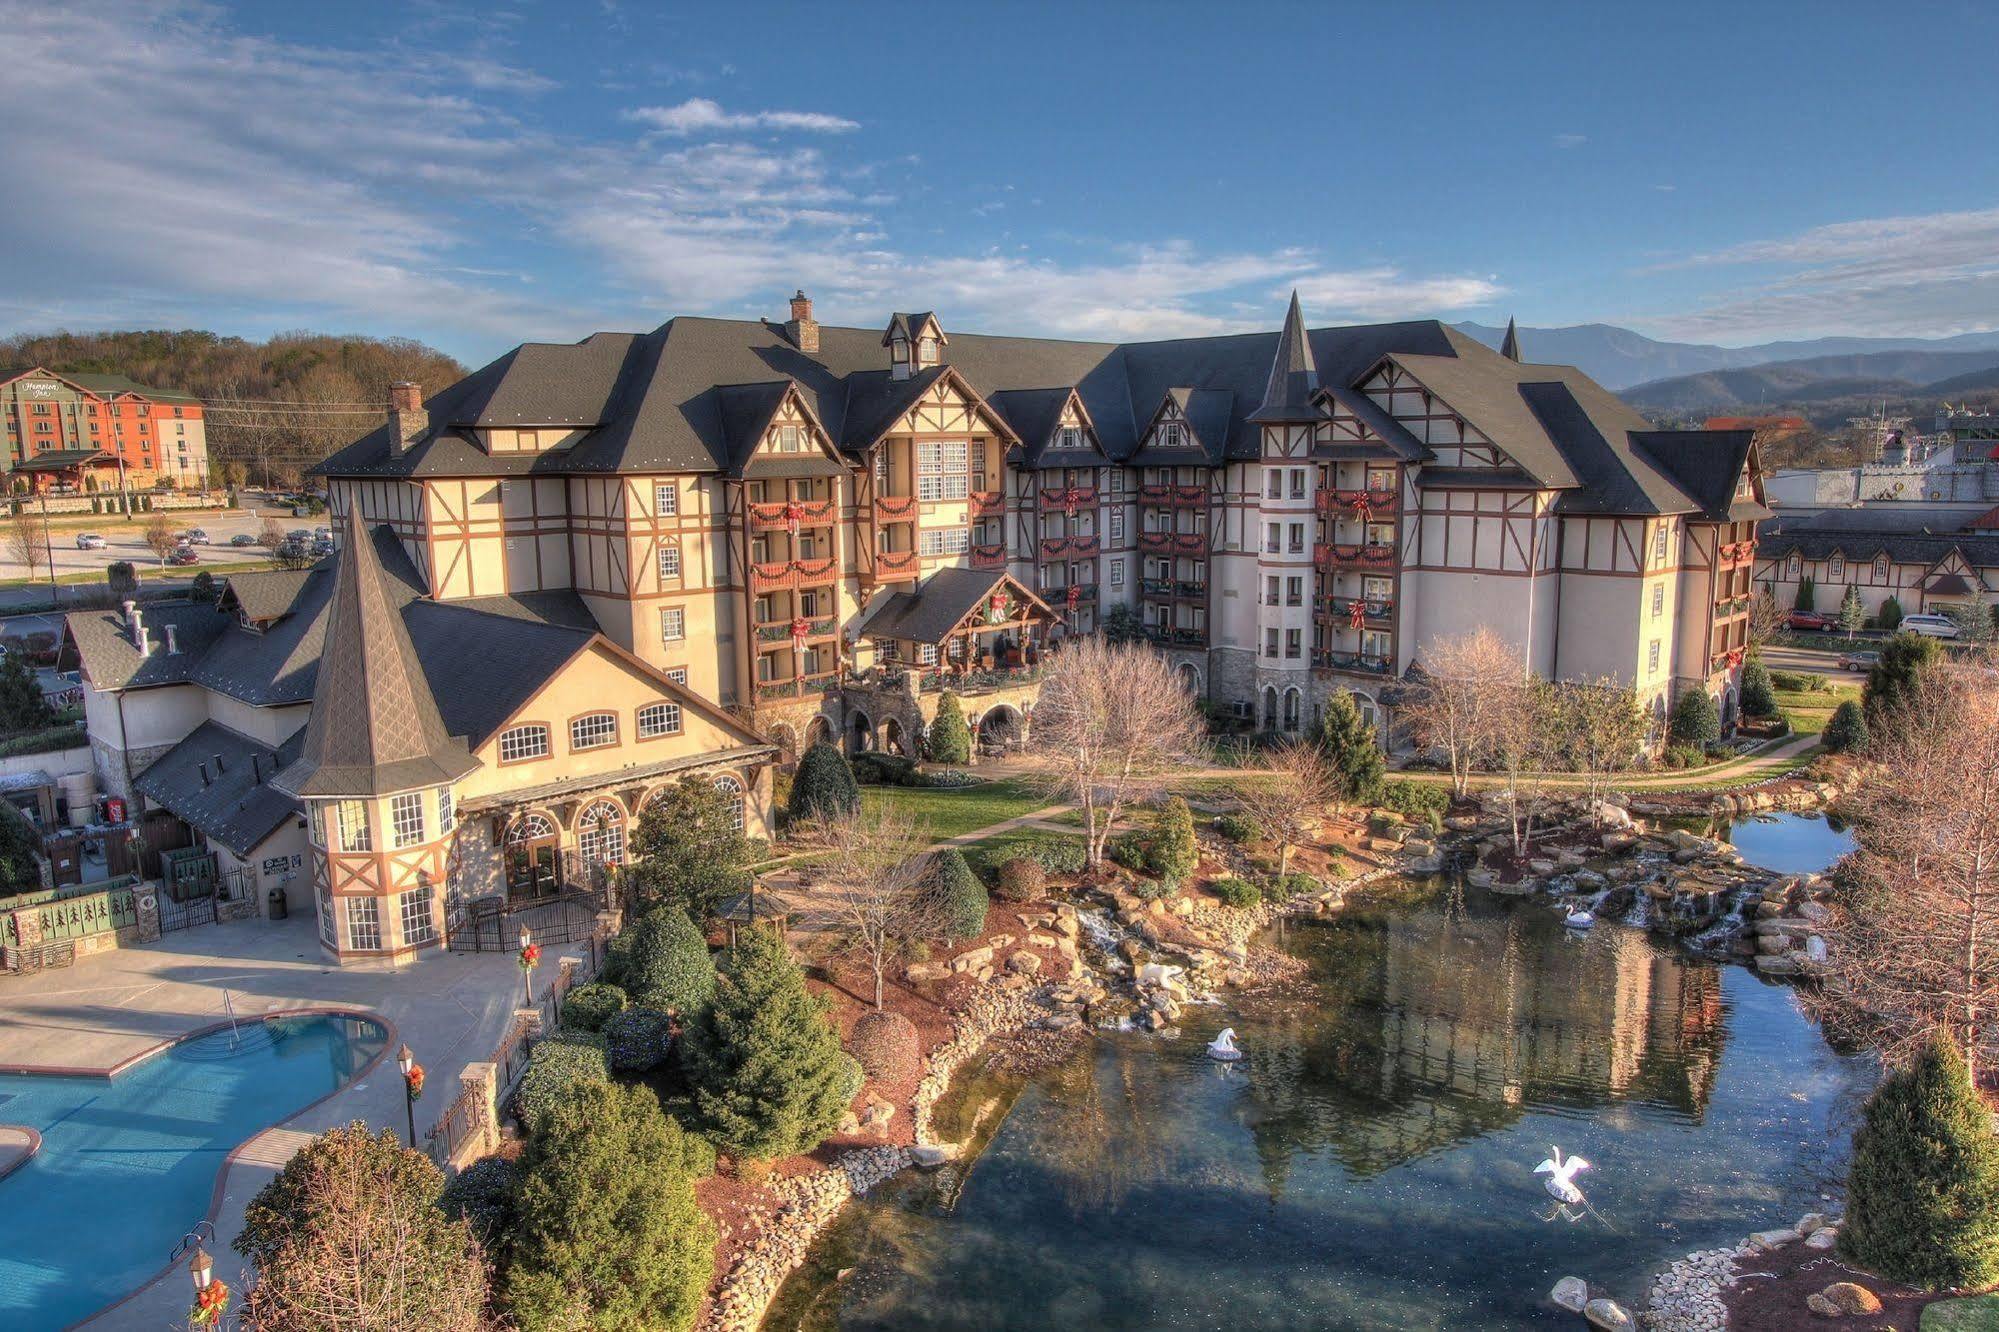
[0,915,544,1330]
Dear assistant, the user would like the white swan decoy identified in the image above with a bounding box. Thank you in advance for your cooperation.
[1534,1145,1591,1204]
[1562,906,1595,930]
[1206,1027,1243,1061]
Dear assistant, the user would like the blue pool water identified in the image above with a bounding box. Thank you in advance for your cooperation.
[0,1013,387,1329]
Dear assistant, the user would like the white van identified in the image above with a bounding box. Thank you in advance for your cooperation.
[1899,613,1962,640]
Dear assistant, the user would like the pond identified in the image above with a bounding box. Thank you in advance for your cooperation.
[0,1012,388,1329]
[1716,810,1856,877]
[771,818,1869,1331]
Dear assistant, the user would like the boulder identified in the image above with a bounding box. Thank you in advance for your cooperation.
[1527,858,1558,876]
[1817,1282,1882,1316]
[1550,1276,1590,1313]
[1583,1297,1632,1330]
[1804,1227,1838,1250]
[1748,1228,1798,1251]
[1007,951,1043,976]
[910,1143,958,1168]
[1601,831,1638,853]
[951,945,994,974]
[1755,954,1801,976]
[905,962,950,982]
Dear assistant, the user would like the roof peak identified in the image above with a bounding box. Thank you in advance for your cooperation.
[1500,317,1523,362]
[1250,291,1323,424]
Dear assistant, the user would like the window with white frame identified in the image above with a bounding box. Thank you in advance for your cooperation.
[577,800,625,865]
[317,877,336,948]
[1873,554,1888,580]
[400,880,436,945]
[1264,627,1279,658]
[658,544,680,581]
[776,424,803,452]
[1652,584,1665,618]
[335,799,371,852]
[1285,628,1302,659]
[919,527,970,556]
[917,336,940,365]
[437,787,454,834]
[1057,426,1082,451]
[1287,576,1303,606]
[655,482,678,515]
[1290,468,1306,498]
[309,802,325,846]
[916,440,969,500]
[570,712,618,750]
[1266,470,1282,499]
[1654,525,1669,562]
[918,643,938,665]
[661,607,685,642]
[1109,558,1124,587]
[1648,639,1661,674]
[1828,553,1845,579]
[1159,422,1186,449]
[499,724,549,762]
[1265,575,1279,606]
[1288,522,1305,553]
[713,776,745,831]
[1264,522,1280,554]
[390,792,425,848]
[638,700,682,738]
[347,896,381,952]
[665,667,688,685]
[1787,553,1801,578]
[1109,508,1124,544]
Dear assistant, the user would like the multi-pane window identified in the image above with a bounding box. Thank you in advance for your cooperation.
[918,336,940,364]
[916,441,970,501]
[665,667,688,685]
[1873,555,1888,580]
[347,897,381,952]
[1654,525,1669,563]
[1288,522,1305,553]
[638,701,682,738]
[1264,575,1280,606]
[1787,553,1801,578]
[1287,576,1303,606]
[400,881,436,945]
[499,724,549,762]
[1291,469,1307,498]
[1266,471,1282,499]
[1652,584,1665,618]
[335,799,371,852]
[317,878,336,948]
[437,787,454,834]
[1828,553,1845,580]
[661,607,685,641]
[577,800,625,866]
[919,527,970,556]
[918,643,938,665]
[390,792,425,848]
[1264,628,1279,658]
[1109,558,1124,587]
[713,776,745,831]
[658,544,680,581]
[1285,628,1302,659]
[1159,422,1186,449]
[1057,426,1082,451]
[571,712,618,750]
[1264,523,1280,554]
[1648,639,1662,674]
[1109,508,1124,544]
[309,802,325,846]
[775,425,803,452]
[655,483,678,516]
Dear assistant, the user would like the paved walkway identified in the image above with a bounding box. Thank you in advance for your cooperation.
[0,915,542,1330]
[1386,732,1822,792]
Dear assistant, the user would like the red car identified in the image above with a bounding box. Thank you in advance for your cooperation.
[1786,610,1831,632]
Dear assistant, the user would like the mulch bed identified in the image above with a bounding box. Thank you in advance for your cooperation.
[1721,1240,1948,1330]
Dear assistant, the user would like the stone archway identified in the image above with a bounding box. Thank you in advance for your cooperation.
[767,721,800,763]
[1176,661,1202,693]
[1282,686,1303,732]
[1262,686,1279,731]
[805,715,833,750]
[879,716,906,756]
[977,703,1023,755]
[847,709,874,755]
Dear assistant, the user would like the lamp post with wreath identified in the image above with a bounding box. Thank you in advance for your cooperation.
[173,1221,231,1328]
[397,1043,424,1148]
[518,924,539,1005]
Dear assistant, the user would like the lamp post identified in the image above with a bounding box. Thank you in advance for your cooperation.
[173,1221,230,1328]
[518,924,537,1005]
[397,1043,422,1149]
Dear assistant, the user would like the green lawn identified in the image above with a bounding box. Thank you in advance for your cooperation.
[858,777,1051,840]
[1774,680,1861,737]
[957,824,1086,868]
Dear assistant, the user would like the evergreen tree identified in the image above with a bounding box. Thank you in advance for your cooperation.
[1822,699,1869,754]
[1739,658,1777,718]
[1875,595,1904,631]
[506,1081,715,1332]
[626,778,753,916]
[0,653,52,733]
[1837,584,1867,639]
[925,692,972,764]
[1839,1029,1999,1291]
[1794,574,1816,612]
[1145,796,1199,885]
[787,741,860,822]
[1667,688,1720,747]
[105,561,138,603]
[684,923,860,1159]
[1100,602,1144,645]
[1864,631,1943,728]
[1312,691,1385,809]
[617,907,717,1019]
[927,847,988,940]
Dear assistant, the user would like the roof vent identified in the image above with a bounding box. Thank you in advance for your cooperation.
[164,624,179,655]
[198,761,210,787]
[213,752,226,774]
[128,605,145,652]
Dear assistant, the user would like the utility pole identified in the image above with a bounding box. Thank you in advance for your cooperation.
[39,488,58,607]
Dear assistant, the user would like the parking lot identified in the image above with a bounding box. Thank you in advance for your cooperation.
[5,510,273,583]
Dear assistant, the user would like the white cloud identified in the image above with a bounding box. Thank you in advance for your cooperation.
[1289,269,1504,319]
[624,98,859,137]
[1554,133,1588,149]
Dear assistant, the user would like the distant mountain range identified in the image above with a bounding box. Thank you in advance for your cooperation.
[1453,321,1999,391]
[1617,350,1999,414]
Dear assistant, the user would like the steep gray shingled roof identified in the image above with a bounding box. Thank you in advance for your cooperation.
[1757,515,1999,569]
[1250,291,1323,424]
[67,599,230,690]
[861,567,1053,644]
[135,722,304,857]
[1630,429,1768,522]
[274,508,479,799]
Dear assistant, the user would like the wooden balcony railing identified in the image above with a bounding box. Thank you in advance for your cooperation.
[1174,579,1206,599]
[755,615,838,643]
[1145,626,1208,648]
[969,491,1005,517]
[747,498,836,531]
[1315,543,1396,570]
[1318,597,1394,626]
[1138,484,1206,508]
[750,555,839,593]
[1316,487,1398,516]
[871,550,918,582]
[1044,583,1099,608]
[1038,485,1097,511]
[1313,650,1393,675]
[1717,540,1756,565]
[874,494,917,520]
[1039,534,1100,558]
[754,672,839,703]
[970,543,1007,569]
[1140,577,1173,597]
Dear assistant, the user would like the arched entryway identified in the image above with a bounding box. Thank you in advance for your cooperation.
[504,811,560,903]
[1282,686,1303,732]
[767,721,800,763]
[805,715,833,750]
[976,703,1023,755]
[712,774,746,832]
[575,799,626,876]
[1176,662,1202,693]
[847,709,874,755]
[879,716,906,756]
[1262,686,1279,731]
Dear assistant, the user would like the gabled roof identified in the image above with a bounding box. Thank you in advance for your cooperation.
[1629,429,1769,522]
[883,312,944,346]
[0,366,199,403]
[1499,317,1522,362]
[1129,388,1234,467]
[1757,514,1999,570]
[859,567,1054,645]
[135,721,304,857]
[1249,291,1324,424]
[711,380,844,476]
[989,387,1105,470]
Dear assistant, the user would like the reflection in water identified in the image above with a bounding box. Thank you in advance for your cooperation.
[778,881,1871,1332]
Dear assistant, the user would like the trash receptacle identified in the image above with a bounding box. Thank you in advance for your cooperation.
[267,885,288,920]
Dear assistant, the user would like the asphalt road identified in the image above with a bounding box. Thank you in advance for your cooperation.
[4,509,282,583]
[1761,641,1875,675]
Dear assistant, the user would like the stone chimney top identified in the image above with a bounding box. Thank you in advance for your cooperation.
[388,382,427,459]
[786,290,819,355]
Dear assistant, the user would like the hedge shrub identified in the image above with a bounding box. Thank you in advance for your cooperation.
[929,848,988,938]
[925,692,972,764]
[788,741,860,822]
[1145,798,1199,881]
[850,751,918,787]
[993,856,1047,903]
[439,1156,522,1259]
[559,982,627,1033]
[602,1006,676,1073]
[848,1009,920,1085]
[620,908,717,1019]
[1209,877,1259,909]
[1108,834,1150,871]
[1822,699,1869,754]
[1739,659,1777,718]
[513,1032,611,1133]
[968,833,1087,881]
[1212,813,1256,844]
[1668,688,1721,747]
[1375,780,1448,831]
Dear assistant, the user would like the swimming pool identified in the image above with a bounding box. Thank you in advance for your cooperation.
[0,1012,388,1329]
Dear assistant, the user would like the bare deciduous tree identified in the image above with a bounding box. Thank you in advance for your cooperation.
[1402,627,1520,799]
[1748,589,1787,650]
[1490,677,1558,856]
[1815,651,1999,1082]
[7,511,50,582]
[1026,637,1206,867]
[142,515,180,567]
[257,516,287,553]
[1549,678,1649,821]
[1234,737,1335,878]
[813,804,944,1011]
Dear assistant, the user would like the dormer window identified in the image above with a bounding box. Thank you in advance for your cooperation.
[891,337,909,365]
[918,336,940,365]
[1873,554,1888,580]
[1057,426,1082,451]
[1828,553,1845,580]
[1160,422,1186,449]
[775,425,802,453]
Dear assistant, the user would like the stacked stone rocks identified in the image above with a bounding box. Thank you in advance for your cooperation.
[1641,1212,1843,1332]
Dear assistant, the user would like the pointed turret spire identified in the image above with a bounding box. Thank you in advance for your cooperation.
[1500,316,1523,362]
[276,508,476,798]
[1250,291,1323,423]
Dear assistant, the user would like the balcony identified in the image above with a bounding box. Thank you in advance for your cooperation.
[1717,540,1757,567]
[870,549,919,583]
[1715,595,1750,618]
[1139,484,1207,508]
[970,543,1007,570]
[1316,487,1398,517]
[1145,626,1208,649]
[755,615,838,644]
[750,555,840,594]
[1174,579,1206,600]
[864,662,1047,695]
[969,490,1005,518]
[1039,534,1100,558]
[1140,577,1173,597]
[1043,583,1099,608]
[874,494,917,520]
[1038,485,1097,511]
[747,497,835,531]
[1315,543,1397,571]
[754,672,838,703]
[1313,650,1393,675]
[1318,596,1395,625]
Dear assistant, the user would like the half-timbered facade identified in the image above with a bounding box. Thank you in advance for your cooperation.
[315,293,1766,754]
[1756,506,1999,628]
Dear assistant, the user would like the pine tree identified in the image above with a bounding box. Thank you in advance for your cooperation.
[1875,595,1904,631]
[1822,699,1869,754]
[1794,574,1816,612]
[787,741,860,822]
[1864,631,1943,728]
[1313,691,1385,809]
[617,906,717,1019]
[1145,796,1199,885]
[1839,1029,1999,1290]
[684,923,860,1159]
[506,1081,715,1332]
[0,653,52,733]
[925,692,972,764]
[1838,584,1867,639]
[928,847,987,940]
[1739,657,1777,718]
[1667,688,1720,747]
[626,778,753,916]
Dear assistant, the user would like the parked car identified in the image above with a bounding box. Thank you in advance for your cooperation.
[274,540,307,562]
[228,533,258,547]
[1899,613,1963,640]
[181,528,211,544]
[74,533,106,550]
[1838,650,1880,672]
[166,547,200,566]
[1785,610,1831,632]
[312,526,332,542]
[286,528,311,543]
[310,539,335,559]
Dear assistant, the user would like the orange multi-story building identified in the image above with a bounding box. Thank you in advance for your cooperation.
[0,367,209,491]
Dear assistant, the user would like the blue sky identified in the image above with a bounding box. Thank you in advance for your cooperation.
[4,0,1997,365]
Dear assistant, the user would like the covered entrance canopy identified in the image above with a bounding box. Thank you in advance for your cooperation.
[857,567,1058,677]
[12,448,118,494]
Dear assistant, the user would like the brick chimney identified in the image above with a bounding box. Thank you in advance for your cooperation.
[785,290,819,354]
[388,381,427,458]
